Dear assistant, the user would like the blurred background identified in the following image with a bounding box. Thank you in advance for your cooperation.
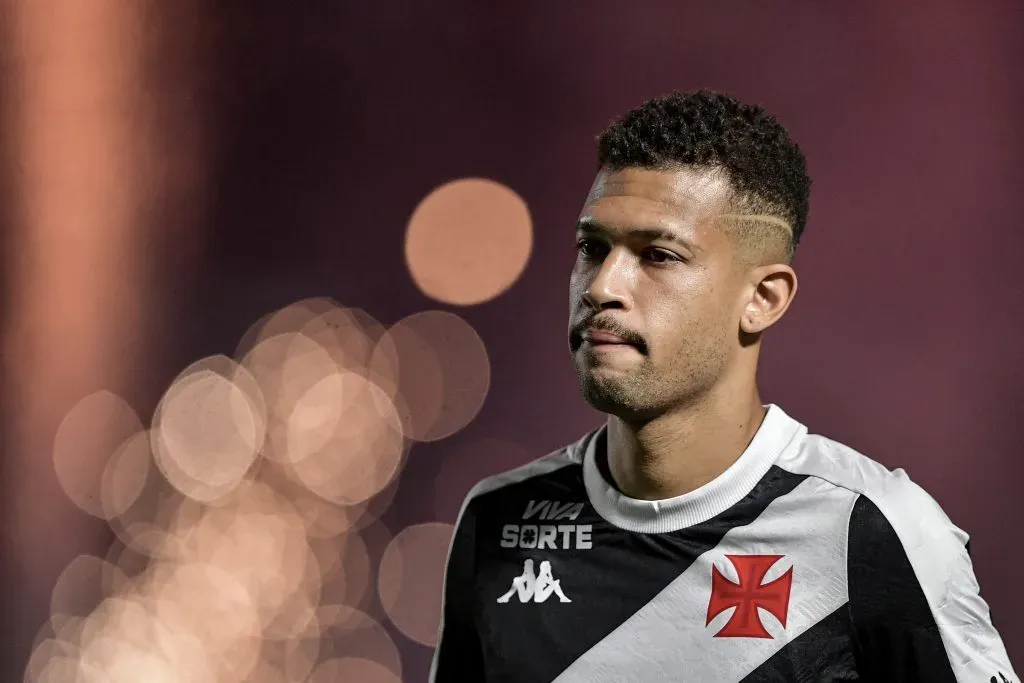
[1,1,1022,680]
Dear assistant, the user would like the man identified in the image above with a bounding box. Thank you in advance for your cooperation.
[430,91,1017,681]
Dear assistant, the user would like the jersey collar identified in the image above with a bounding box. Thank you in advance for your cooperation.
[579,403,807,533]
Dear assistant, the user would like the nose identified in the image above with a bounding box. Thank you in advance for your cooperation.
[582,250,631,311]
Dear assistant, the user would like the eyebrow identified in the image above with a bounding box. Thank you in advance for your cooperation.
[575,218,703,253]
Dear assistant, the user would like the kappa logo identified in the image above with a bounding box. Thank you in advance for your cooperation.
[500,500,593,550]
[706,554,793,639]
[496,559,571,604]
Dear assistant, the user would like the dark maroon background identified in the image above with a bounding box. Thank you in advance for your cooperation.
[3,0,1022,678]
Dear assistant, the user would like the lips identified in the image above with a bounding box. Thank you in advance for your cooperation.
[584,330,631,345]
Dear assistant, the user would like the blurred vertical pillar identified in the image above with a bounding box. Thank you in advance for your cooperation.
[0,0,208,676]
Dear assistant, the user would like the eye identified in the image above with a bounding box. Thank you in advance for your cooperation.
[576,239,607,259]
[643,247,682,264]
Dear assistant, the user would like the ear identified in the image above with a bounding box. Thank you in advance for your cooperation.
[740,264,798,335]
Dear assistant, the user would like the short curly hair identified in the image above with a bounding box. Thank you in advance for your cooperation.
[596,90,810,263]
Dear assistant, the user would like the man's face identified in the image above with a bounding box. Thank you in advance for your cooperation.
[567,166,749,421]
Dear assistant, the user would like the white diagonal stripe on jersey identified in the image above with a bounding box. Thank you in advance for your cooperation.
[552,476,858,683]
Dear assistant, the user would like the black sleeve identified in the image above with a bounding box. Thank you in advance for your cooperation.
[848,495,1017,682]
[430,499,485,682]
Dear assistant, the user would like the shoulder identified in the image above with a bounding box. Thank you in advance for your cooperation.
[777,430,966,549]
[465,442,583,503]
[451,428,592,526]
[777,429,973,604]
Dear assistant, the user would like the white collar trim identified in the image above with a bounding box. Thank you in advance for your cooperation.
[580,404,807,533]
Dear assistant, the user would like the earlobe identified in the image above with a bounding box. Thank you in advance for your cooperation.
[739,313,758,335]
[739,302,769,335]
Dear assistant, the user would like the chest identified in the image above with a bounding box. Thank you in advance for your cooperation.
[467,501,853,682]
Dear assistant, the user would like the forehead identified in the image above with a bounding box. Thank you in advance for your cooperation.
[580,167,734,242]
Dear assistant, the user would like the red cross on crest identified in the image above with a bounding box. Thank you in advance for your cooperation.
[706,554,793,639]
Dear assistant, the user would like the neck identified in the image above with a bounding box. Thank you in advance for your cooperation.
[605,379,767,501]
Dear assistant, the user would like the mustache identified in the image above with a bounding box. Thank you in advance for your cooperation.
[570,317,647,353]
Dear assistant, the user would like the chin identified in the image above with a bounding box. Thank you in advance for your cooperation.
[578,361,689,421]
[578,375,650,419]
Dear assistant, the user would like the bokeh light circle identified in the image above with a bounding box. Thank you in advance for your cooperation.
[288,372,407,506]
[151,357,266,503]
[371,310,490,442]
[405,177,533,306]
[378,522,453,646]
[53,390,143,518]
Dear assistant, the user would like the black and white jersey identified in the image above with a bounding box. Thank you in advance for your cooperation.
[430,404,1017,682]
